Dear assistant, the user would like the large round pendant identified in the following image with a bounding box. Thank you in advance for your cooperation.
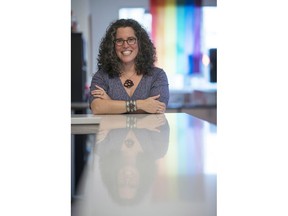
[124,79,134,88]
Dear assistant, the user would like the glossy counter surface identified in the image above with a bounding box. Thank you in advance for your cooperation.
[71,113,217,216]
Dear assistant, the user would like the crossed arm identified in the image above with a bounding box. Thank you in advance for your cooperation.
[90,85,166,114]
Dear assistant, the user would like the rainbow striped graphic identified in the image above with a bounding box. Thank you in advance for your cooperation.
[151,114,207,201]
[150,0,203,76]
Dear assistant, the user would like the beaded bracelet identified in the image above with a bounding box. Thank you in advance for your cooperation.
[126,100,137,113]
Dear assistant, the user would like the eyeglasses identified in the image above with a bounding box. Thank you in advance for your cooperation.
[114,37,137,46]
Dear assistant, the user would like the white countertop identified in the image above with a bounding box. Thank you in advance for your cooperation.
[71,113,217,216]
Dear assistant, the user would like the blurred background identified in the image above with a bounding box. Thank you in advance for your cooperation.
[71,0,217,124]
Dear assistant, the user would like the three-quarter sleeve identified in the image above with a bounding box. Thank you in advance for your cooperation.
[89,70,108,106]
[150,68,170,106]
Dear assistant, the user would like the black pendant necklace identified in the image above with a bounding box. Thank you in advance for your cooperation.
[124,79,134,88]
[123,72,136,88]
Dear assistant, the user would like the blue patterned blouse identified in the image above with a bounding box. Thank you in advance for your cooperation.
[89,67,169,107]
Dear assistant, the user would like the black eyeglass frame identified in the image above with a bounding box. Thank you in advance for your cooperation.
[113,37,137,46]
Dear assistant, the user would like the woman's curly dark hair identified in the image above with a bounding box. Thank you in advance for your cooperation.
[97,19,157,77]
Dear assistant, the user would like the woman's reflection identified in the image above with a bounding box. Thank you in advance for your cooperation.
[95,114,170,205]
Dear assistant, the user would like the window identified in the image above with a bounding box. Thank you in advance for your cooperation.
[119,8,152,37]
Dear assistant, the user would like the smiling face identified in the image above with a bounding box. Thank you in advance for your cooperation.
[114,27,139,66]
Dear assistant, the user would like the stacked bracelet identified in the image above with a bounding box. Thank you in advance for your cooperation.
[126,100,137,113]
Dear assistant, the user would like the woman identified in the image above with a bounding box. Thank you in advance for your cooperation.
[89,19,169,114]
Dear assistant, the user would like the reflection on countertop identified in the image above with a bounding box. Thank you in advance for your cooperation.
[72,113,216,216]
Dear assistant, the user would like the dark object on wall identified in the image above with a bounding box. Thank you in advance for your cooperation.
[71,33,86,102]
[209,48,217,83]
